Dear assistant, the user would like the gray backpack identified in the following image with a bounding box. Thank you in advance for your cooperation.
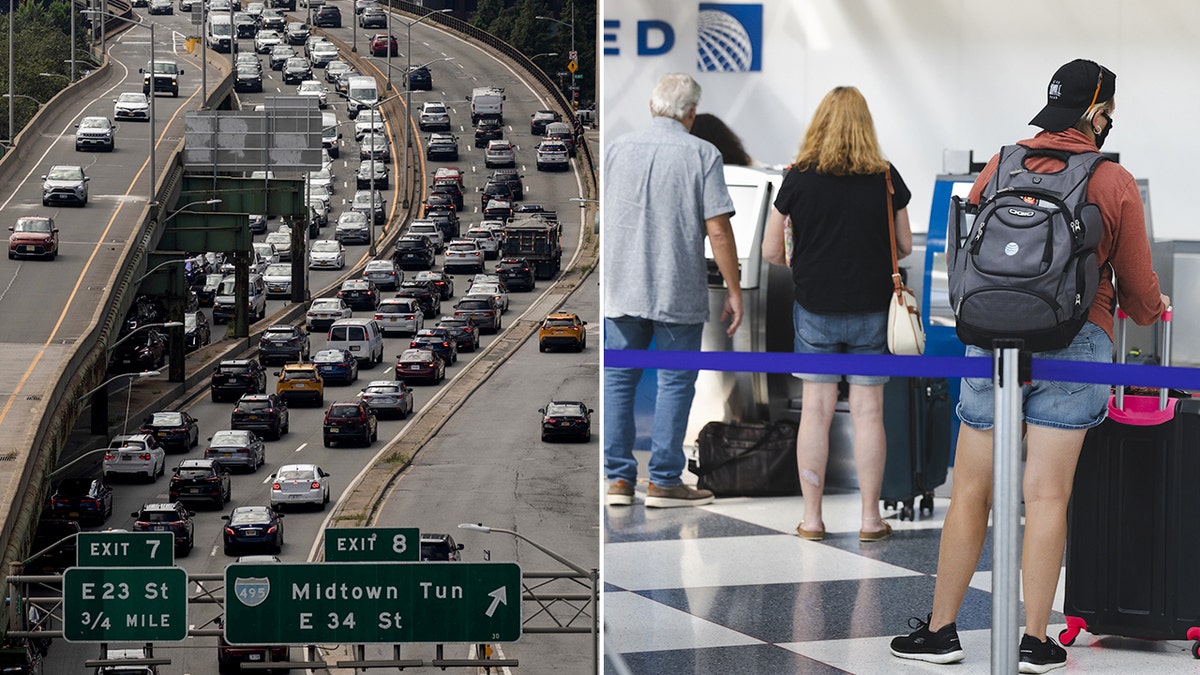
[948,145,1107,352]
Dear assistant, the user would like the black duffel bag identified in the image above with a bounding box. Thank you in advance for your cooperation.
[688,419,801,497]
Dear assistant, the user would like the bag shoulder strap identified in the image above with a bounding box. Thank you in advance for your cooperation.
[884,169,902,295]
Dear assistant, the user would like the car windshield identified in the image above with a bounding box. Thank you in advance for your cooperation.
[312,351,344,363]
[151,63,177,74]
[55,479,95,497]
[79,118,108,129]
[235,400,273,412]
[277,468,314,481]
[117,93,145,104]
[176,467,214,479]
[46,167,82,181]
[310,299,340,311]
[425,104,446,114]
[299,81,323,93]
[281,368,317,381]
[448,243,477,253]
[140,511,181,523]
[328,405,361,418]
[457,300,491,310]
[311,241,340,253]
[264,328,295,339]
[401,349,430,361]
[209,431,248,446]
[237,65,259,76]
[546,403,585,417]
[339,212,368,226]
[150,412,185,426]
[363,385,398,395]
[545,318,576,327]
[265,263,290,276]
[14,218,51,233]
[217,364,250,374]
[230,508,271,525]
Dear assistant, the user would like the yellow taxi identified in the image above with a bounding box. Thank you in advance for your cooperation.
[275,363,324,407]
[538,312,587,353]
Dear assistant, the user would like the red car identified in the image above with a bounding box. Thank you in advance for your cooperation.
[394,348,445,385]
[9,216,58,260]
[369,33,398,56]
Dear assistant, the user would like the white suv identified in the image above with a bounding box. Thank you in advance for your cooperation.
[418,101,451,131]
[103,434,166,482]
[535,140,569,171]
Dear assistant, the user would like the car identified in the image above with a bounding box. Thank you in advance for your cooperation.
[410,327,458,365]
[536,140,570,171]
[308,168,336,197]
[254,28,284,53]
[322,400,378,447]
[222,505,284,554]
[530,109,561,135]
[194,272,225,308]
[436,316,480,352]
[109,329,166,373]
[297,79,329,107]
[426,132,459,161]
[141,60,182,97]
[408,220,445,252]
[308,197,330,230]
[480,179,514,210]
[544,121,577,157]
[354,108,385,140]
[418,101,451,131]
[420,533,464,561]
[337,278,381,311]
[490,168,525,201]
[266,231,295,262]
[305,297,352,332]
[356,159,390,189]
[276,363,325,407]
[75,115,115,152]
[539,312,588,352]
[483,140,515,168]
[270,463,331,510]
[169,459,232,506]
[430,177,464,210]
[453,294,502,333]
[302,240,342,272]
[359,131,391,163]
[312,348,359,384]
[375,297,424,335]
[268,44,296,70]
[335,210,371,244]
[284,20,310,45]
[351,189,387,225]
[463,227,500,260]
[234,63,265,92]
[466,280,510,313]
[47,478,114,525]
[538,401,593,442]
[325,59,352,83]
[406,64,432,90]
[444,239,485,274]
[8,216,58,260]
[211,359,267,402]
[393,234,436,270]
[148,0,173,10]
[113,92,150,121]
[357,380,414,419]
[396,280,440,318]
[413,270,454,299]
[258,324,310,365]
[131,502,195,554]
[433,165,465,188]
[334,67,361,96]
[139,410,200,453]
[395,348,445,384]
[260,8,286,31]
[205,429,268,471]
[354,0,379,14]
[482,198,513,221]
[183,310,212,352]
[262,261,293,298]
[363,259,402,290]
[234,11,258,38]
[41,164,89,206]
[357,4,386,28]
[369,33,398,56]
[314,4,341,27]
[283,57,313,84]
[423,191,457,218]
[473,118,503,147]
[230,393,290,441]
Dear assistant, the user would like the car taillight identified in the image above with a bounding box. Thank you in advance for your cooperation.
[81,498,99,506]
[272,482,282,490]
[267,525,278,534]
[442,341,450,347]
[51,498,70,506]
[225,527,236,536]
[136,521,150,528]
[483,311,494,316]
[139,453,152,461]
[544,417,557,424]
[206,476,221,483]
[238,448,249,454]
[374,313,383,319]
[104,453,116,460]
[311,481,321,490]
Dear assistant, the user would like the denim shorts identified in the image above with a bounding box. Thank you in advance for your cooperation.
[792,302,889,386]
[957,322,1113,431]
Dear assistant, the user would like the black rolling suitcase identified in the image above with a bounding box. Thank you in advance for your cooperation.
[881,377,953,520]
[1060,310,1200,658]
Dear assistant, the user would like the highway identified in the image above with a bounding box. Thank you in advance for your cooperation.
[13,2,599,673]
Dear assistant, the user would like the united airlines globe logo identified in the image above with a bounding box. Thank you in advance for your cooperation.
[697,3,763,72]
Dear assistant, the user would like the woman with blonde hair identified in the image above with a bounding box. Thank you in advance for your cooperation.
[762,86,913,542]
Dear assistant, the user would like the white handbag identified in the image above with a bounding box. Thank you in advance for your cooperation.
[884,171,925,356]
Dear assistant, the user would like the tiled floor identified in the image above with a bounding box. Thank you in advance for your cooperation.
[602,459,1199,674]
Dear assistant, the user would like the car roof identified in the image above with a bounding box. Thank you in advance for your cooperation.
[140,503,181,511]
[546,312,580,320]
[178,458,217,468]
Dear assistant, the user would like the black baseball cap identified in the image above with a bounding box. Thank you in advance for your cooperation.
[1030,59,1116,132]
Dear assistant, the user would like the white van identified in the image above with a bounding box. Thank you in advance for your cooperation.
[467,86,504,125]
[206,14,233,53]
[321,111,340,158]
[326,318,384,365]
[345,76,379,119]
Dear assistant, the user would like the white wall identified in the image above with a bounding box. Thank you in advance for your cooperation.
[602,0,1200,239]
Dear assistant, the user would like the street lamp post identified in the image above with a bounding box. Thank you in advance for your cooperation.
[347,93,399,256]
[84,370,161,435]
[535,9,576,106]
[399,10,452,208]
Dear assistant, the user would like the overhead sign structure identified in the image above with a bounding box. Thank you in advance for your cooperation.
[224,562,522,645]
[63,567,189,642]
[77,532,174,567]
[324,527,420,562]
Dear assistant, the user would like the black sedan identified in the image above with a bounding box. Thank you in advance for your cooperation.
[336,279,381,312]
[140,410,200,452]
[221,505,284,555]
[184,310,211,352]
[234,64,264,92]
[538,401,593,442]
[46,478,114,525]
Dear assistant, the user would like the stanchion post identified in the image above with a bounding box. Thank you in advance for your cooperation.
[991,339,1026,674]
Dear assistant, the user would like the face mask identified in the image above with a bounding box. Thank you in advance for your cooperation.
[1094,111,1113,149]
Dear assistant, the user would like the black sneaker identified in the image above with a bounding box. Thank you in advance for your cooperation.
[890,615,965,664]
[1019,634,1066,673]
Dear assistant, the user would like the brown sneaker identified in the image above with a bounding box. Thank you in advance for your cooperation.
[644,483,714,508]
[606,479,635,506]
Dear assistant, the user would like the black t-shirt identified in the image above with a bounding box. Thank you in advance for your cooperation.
[773,164,911,313]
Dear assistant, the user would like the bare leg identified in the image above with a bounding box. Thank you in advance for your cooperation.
[1021,425,1086,640]
[930,424,994,632]
[797,381,838,531]
[849,383,887,531]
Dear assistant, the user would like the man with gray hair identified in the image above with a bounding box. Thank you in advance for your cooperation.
[603,72,743,508]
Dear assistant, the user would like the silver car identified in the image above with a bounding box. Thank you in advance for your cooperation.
[484,140,515,169]
[204,429,266,472]
[264,232,293,262]
[308,239,346,270]
[357,380,415,418]
[269,463,331,510]
[262,262,293,297]
[418,101,451,131]
[41,165,89,207]
[335,210,371,244]
[376,297,424,335]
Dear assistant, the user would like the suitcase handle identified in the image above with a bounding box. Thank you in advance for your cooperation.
[1114,306,1173,411]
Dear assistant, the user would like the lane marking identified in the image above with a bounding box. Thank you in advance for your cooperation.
[294,442,308,453]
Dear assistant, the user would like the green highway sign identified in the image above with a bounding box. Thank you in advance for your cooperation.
[77,532,174,567]
[224,562,521,644]
[63,567,188,642]
[324,527,419,562]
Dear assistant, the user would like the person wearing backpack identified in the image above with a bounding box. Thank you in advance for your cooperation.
[891,59,1169,673]
[761,86,913,542]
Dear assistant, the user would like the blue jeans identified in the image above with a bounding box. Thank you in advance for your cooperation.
[604,316,704,487]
